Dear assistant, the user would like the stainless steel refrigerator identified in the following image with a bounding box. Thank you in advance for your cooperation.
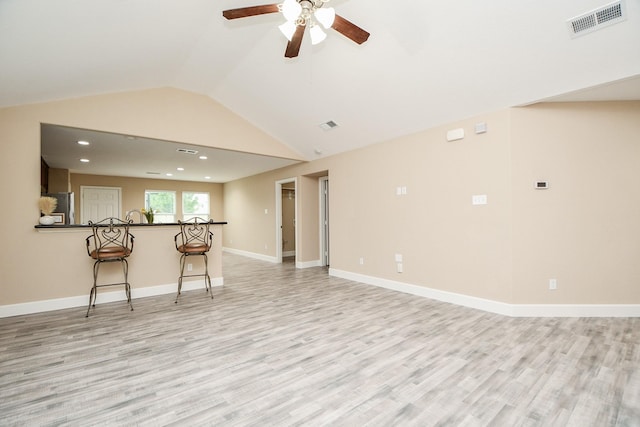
[42,192,75,225]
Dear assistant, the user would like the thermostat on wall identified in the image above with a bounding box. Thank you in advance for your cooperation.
[534,181,549,189]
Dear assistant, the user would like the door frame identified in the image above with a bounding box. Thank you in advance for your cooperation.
[275,178,297,264]
[319,176,329,267]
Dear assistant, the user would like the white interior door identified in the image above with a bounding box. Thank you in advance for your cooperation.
[81,186,121,224]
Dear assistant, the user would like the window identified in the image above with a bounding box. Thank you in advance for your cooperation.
[145,190,176,223]
[182,191,210,221]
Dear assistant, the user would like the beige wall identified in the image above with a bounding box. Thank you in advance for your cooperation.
[511,102,640,304]
[223,102,640,305]
[0,88,300,306]
[222,166,326,263]
[71,174,224,224]
[224,109,513,301]
[48,168,70,193]
[1,85,638,311]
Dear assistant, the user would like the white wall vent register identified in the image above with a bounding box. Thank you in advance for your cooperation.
[567,0,626,38]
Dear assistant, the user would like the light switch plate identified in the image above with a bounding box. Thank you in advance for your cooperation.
[472,195,488,205]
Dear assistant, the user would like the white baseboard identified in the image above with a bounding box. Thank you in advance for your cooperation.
[283,250,296,257]
[297,260,322,269]
[329,269,640,317]
[224,247,321,269]
[223,247,278,263]
[0,278,223,318]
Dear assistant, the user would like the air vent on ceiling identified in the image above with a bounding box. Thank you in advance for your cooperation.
[176,148,199,155]
[319,120,339,131]
[567,0,626,38]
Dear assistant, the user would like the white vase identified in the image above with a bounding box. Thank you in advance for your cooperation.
[39,215,55,225]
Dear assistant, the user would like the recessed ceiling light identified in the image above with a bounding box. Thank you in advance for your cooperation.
[199,155,208,160]
[166,173,173,177]
[80,158,90,163]
[204,176,211,179]
[177,167,184,171]
[77,140,90,145]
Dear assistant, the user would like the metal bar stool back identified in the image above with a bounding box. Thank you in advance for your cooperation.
[174,217,214,303]
[85,217,135,317]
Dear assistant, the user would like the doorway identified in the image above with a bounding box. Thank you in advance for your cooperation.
[275,178,297,264]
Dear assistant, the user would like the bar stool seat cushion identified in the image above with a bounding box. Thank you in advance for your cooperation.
[177,242,210,254]
[90,245,131,260]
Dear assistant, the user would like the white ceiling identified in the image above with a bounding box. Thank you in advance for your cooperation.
[2,0,640,181]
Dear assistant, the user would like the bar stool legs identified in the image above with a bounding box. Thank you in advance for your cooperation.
[175,253,213,303]
[174,218,215,303]
[85,258,134,317]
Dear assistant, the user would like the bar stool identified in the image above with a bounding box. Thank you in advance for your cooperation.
[174,217,214,303]
[85,217,135,317]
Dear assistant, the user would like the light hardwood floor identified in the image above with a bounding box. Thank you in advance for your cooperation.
[1,253,639,426]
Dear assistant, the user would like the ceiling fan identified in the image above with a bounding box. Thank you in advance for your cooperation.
[223,0,370,58]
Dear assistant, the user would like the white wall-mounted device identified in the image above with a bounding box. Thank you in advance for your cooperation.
[534,181,549,189]
[446,128,465,142]
[474,122,488,134]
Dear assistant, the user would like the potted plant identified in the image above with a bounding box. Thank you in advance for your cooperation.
[38,196,57,225]
[141,208,154,224]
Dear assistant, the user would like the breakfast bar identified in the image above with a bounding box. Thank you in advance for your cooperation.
[29,221,228,315]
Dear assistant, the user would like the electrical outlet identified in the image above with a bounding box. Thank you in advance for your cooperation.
[359,257,364,265]
[397,263,403,273]
[549,279,557,290]
[187,263,193,272]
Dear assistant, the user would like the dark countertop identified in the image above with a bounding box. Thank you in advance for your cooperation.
[35,221,228,229]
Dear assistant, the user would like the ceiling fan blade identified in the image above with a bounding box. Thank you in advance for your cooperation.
[284,25,305,58]
[222,4,280,20]
[332,14,370,45]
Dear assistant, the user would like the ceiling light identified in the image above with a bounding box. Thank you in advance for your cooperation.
[279,21,297,41]
[166,173,173,177]
[314,7,335,29]
[177,167,184,171]
[205,176,211,180]
[310,24,326,45]
[77,140,90,146]
[199,155,208,160]
[278,0,335,45]
[80,158,90,163]
[281,0,302,22]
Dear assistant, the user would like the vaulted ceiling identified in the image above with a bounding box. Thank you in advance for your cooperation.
[2,0,639,166]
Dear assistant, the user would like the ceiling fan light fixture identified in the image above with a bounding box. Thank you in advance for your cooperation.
[282,0,302,22]
[314,7,335,29]
[310,24,326,44]
[279,21,297,41]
